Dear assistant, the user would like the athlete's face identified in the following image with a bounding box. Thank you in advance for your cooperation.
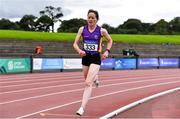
[87,12,97,27]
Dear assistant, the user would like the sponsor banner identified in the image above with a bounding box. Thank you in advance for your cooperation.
[33,58,42,70]
[101,58,115,69]
[159,58,179,67]
[33,58,63,70]
[42,58,63,70]
[114,58,136,69]
[63,58,82,69]
[138,58,159,68]
[0,58,31,74]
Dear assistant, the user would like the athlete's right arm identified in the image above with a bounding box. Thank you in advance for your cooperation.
[73,27,86,57]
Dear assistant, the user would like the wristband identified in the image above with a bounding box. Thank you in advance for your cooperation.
[106,49,110,53]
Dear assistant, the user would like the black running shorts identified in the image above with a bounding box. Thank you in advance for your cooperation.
[82,53,101,66]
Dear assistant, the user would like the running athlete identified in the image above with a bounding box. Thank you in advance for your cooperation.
[73,9,113,116]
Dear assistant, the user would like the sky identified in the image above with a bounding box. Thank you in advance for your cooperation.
[1,0,180,28]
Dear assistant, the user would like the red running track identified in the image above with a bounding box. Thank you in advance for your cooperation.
[116,90,180,118]
[0,69,180,118]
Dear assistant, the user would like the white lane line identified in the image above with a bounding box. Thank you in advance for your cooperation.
[0,70,134,80]
[1,71,179,84]
[1,73,178,90]
[0,77,129,95]
[99,87,180,119]
[16,80,180,119]
[0,82,83,95]
[0,76,178,105]
[1,76,179,105]
[0,73,146,84]
[0,75,83,84]
[39,112,94,118]
[0,79,80,88]
[0,72,121,82]
[0,73,127,87]
[0,74,173,95]
[1,69,179,81]
[0,73,149,84]
[0,73,83,81]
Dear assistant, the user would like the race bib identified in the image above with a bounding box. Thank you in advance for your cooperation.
[84,43,98,51]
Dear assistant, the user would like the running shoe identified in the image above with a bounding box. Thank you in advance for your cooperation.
[94,79,100,88]
[76,107,84,116]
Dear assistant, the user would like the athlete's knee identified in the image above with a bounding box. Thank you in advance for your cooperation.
[85,80,93,86]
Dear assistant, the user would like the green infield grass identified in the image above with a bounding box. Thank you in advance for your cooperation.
[0,30,75,41]
[1,30,180,44]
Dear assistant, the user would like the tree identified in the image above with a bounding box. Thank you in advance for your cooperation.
[122,19,143,33]
[141,23,153,34]
[58,18,86,32]
[101,23,117,34]
[154,19,169,34]
[0,18,20,30]
[36,15,52,32]
[19,15,37,31]
[169,17,180,34]
[40,6,63,32]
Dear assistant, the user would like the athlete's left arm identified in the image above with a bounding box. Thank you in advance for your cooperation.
[101,28,113,59]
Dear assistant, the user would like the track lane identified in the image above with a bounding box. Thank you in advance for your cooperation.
[1,70,179,92]
[1,80,180,118]
[0,69,180,118]
[17,81,180,119]
[1,69,178,82]
[1,74,180,104]
[115,89,180,118]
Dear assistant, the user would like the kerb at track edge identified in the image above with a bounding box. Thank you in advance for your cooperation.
[99,87,180,119]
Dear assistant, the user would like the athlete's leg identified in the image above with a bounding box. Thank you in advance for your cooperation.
[94,74,99,87]
[83,66,99,88]
[76,65,89,116]
[81,64,100,109]
[82,65,89,80]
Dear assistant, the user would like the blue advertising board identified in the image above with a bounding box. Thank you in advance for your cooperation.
[159,58,179,68]
[114,58,136,69]
[42,58,63,69]
[101,58,115,69]
[138,58,159,68]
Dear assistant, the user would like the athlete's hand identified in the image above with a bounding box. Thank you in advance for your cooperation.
[101,50,109,59]
[78,50,86,57]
